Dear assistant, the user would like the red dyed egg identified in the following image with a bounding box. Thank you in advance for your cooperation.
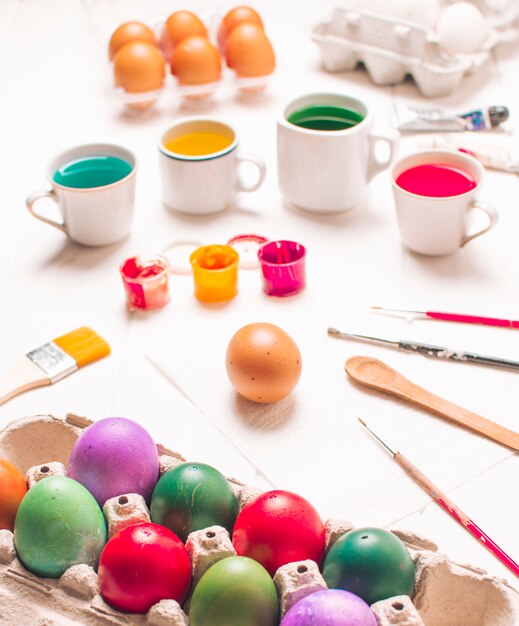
[98,523,191,614]
[232,490,326,576]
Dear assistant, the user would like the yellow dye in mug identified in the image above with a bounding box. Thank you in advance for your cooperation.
[164,132,233,157]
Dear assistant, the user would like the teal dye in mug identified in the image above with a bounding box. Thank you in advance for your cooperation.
[53,156,133,189]
[287,105,364,131]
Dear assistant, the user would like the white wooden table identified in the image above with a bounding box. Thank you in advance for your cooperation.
[1,0,518,587]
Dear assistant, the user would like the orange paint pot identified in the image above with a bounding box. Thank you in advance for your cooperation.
[190,244,239,303]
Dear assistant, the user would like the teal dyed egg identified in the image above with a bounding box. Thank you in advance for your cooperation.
[323,527,415,606]
[189,556,279,626]
[150,462,238,542]
[14,476,107,578]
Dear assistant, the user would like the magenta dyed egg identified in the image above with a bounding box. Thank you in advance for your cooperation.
[281,589,377,626]
[68,418,160,506]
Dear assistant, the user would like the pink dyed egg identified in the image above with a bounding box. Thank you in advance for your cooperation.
[68,417,160,506]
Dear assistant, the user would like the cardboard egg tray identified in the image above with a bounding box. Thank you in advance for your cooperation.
[1,414,518,626]
[311,5,501,97]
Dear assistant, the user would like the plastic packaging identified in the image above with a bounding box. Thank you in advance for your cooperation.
[110,16,275,111]
[114,71,274,110]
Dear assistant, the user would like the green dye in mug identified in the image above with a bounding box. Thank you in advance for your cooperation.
[53,155,133,189]
[287,105,364,131]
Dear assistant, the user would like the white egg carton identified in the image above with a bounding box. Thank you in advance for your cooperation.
[0,414,518,626]
[311,5,501,97]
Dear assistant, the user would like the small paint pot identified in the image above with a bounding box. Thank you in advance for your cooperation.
[189,244,239,302]
[258,240,306,297]
[120,255,170,311]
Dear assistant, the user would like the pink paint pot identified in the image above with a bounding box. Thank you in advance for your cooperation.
[258,240,306,297]
[120,254,170,311]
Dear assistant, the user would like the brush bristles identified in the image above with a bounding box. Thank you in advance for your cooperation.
[53,327,110,367]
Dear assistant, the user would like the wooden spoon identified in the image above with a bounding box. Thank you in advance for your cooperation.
[345,356,519,451]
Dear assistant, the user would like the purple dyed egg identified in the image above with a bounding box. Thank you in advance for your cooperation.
[281,589,377,626]
[68,418,160,506]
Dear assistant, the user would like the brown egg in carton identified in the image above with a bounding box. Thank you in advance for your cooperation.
[0,414,518,625]
[109,10,276,112]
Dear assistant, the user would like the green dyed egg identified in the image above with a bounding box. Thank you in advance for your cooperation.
[14,476,107,579]
[150,462,238,542]
[189,556,279,626]
[323,527,415,606]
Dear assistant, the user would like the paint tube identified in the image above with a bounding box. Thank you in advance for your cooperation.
[395,104,509,132]
[417,135,519,174]
[460,106,509,131]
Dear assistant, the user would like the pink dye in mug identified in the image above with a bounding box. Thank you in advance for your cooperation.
[258,240,306,297]
[396,163,477,198]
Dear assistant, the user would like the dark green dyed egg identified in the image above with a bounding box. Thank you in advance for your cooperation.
[150,462,238,542]
[14,476,107,579]
[189,556,279,626]
[322,527,415,606]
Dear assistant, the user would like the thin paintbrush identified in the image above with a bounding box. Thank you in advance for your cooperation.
[328,327,519,372]
[0,327,110,406]
[370,306,519,329]
[357,417,519,578]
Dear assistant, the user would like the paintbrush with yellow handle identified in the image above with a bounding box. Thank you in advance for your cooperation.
[0,327,110,405]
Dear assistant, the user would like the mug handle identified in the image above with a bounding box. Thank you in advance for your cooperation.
[367,130,400,181]
[462,200,499,247]
[236,153,266,192]
[26,189,66,234]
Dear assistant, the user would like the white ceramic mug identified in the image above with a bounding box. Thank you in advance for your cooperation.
[277,92,399,213]
[26,144,137,247]
[391,149,498,256]
[159,118,266,215]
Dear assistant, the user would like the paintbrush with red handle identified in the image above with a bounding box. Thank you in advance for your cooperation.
[370,306,519,329]
[358,417,519,578]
